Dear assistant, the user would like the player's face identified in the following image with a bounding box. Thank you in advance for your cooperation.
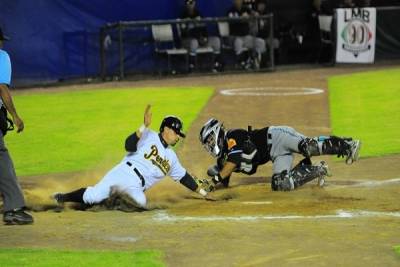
[234,0,243,9]
[163,127,180,146]
[187,1,195,8]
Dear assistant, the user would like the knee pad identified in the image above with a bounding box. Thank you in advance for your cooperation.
[271,171,294,191]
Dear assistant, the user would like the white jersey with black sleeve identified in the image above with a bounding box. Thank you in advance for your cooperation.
[122,129,186,190]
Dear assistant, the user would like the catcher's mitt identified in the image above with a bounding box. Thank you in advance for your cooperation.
[194,177,215,196]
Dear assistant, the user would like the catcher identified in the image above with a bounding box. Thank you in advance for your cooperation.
[199,118,361,191]
[53,105,213,210]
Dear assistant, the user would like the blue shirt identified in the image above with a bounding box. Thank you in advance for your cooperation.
[0,49,11,86]
[0,49,11,107]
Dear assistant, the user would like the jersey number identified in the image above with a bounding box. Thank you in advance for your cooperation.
[240,162,253,172]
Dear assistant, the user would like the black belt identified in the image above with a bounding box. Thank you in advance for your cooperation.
[267,132,272,157]
[126,162,145,187]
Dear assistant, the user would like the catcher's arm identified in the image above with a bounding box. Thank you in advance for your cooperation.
[210,161,236,185]
[125,104,152,152]
[179,172,214,197]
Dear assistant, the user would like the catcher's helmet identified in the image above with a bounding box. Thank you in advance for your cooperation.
[160,116,186,138]
[199,118,225,157]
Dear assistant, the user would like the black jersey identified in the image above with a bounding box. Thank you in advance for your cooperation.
[219,127,270,175]
[243,0,256,12]
[227,6,251,36]
[180,9,208,39]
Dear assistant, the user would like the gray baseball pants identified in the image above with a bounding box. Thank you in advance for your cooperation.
[0,132,25,211]
[268,126,306,175]
[232,35,266,55]
[182,37,221,56]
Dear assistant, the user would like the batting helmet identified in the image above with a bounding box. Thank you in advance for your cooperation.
[160,116,186,138]
[199,118,225,157]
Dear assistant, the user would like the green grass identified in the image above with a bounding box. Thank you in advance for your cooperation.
[0,248,164,267]
[329,68,400,157]
[6,87,213,176]
[394,245,400,256]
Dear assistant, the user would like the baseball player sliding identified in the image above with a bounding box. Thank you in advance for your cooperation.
[53,105,213,209]
[199,119,361,191]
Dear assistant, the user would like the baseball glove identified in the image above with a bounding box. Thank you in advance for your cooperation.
[194,177,215,195]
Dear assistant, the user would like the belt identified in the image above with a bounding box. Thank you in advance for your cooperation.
[267,132,272,146]
[126,162,145,187]
[267,132,272,157]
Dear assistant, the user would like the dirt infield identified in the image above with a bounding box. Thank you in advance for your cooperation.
[1,65,400,266]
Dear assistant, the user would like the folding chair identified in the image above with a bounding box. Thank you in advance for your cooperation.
[217,21,232,51]
[151,24,189,73]
[176,22,214,71]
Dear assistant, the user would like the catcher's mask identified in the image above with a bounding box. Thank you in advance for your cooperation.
[160,115,186,138]
[199,118,225,157]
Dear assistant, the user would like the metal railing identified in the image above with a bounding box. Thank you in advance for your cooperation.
[99,14,274,80]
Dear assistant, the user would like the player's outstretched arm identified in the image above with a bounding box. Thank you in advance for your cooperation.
[137,104,152,138]
[211,161,236,185]
[125,104,152,152]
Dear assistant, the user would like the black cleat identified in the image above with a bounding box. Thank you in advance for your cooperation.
[52,193,65,204]
[317,161,332,187]
[3,208,34,225]
[345,140,361,165]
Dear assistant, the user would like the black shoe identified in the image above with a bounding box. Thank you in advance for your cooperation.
[3,208,34,225]
[53,193,65,204]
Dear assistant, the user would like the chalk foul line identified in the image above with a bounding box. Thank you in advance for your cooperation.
[153,210,400,222]
[219,87,324,96]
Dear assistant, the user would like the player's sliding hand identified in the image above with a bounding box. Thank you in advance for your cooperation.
[144,104,152,127]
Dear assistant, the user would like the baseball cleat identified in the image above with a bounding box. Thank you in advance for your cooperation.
[346,140,361,165]
[52,193,65,205]
[317,177,325,187]
[317,161,331,187]
[3,208,34,225]
[282,175,295,191]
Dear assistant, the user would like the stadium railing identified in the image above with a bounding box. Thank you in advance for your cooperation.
[99,15,275,80]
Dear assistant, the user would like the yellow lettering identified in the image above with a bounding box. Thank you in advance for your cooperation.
[143,144,172,175]
[144,145,158,159]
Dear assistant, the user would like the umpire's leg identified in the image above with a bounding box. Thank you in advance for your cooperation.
[0,132,26,211]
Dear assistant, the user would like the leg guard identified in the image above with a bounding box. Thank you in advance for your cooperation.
[271,170,294,191]
[298,136,352,158]
[290,159,330,188]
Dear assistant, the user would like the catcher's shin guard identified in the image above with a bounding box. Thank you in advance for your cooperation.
[298,136,354,159]
[290,159,330,188]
